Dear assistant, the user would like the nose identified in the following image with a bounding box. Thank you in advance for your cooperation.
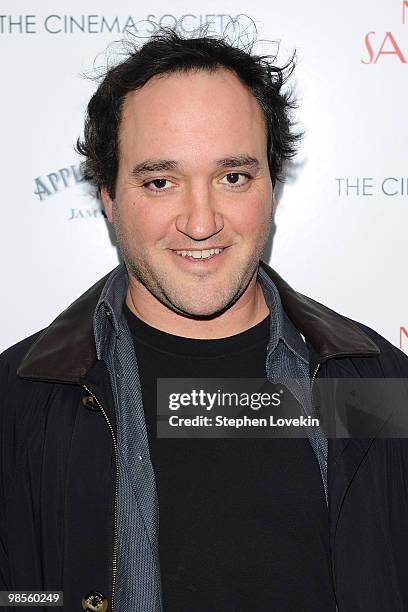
[175,182,224,241]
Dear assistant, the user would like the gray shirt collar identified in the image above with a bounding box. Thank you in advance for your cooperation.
[94,262,309,366]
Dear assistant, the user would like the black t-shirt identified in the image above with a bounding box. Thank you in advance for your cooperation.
[123,303,336,611]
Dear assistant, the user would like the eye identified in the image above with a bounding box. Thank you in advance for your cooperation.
[143,178,174,192]
[220,172,251,188]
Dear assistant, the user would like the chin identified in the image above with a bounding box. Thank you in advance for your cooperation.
[168,294,230,319]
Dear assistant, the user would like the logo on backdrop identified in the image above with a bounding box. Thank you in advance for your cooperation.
[335,177,408,197]
[34,164,84,201]
[361,1,408,64]
[0,14,240,35]
[33,163,105,220]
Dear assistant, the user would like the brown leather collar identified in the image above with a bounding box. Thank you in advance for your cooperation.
[17,260,380,384]
[258,261,380,361]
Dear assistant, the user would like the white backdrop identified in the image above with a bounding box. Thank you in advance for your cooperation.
[1,0,407,353]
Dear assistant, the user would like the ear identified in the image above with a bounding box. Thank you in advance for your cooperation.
[100,186,114,223]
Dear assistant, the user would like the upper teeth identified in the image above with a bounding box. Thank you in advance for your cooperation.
[175,248,224,259]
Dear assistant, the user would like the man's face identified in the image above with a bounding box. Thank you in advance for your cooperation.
[102,67,273,318]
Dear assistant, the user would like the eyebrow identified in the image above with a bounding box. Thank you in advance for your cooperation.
[130,155,260,180]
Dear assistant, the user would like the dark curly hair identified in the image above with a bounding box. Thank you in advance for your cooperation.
[76,25,302,199]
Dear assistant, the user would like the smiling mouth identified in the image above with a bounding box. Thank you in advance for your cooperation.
[174,247,225,260]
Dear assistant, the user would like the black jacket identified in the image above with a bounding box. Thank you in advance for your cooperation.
[1,260,408,612]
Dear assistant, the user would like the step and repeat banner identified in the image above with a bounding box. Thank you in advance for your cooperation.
[1,0,407,352]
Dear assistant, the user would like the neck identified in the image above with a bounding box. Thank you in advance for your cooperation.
[125,271,270,340]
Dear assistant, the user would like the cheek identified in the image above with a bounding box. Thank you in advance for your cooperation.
[232,192,271,235]
[119,199,172,245]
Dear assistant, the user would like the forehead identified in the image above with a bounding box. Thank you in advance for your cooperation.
[119,68,267,163]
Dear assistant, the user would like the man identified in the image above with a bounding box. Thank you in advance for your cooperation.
[1,26,408,612]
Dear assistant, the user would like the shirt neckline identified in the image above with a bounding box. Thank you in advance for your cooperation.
[123,301,270,359]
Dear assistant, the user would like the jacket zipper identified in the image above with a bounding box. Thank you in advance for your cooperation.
[311,362,321,389]
[82,384,119,612]
[310,360,327,501]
